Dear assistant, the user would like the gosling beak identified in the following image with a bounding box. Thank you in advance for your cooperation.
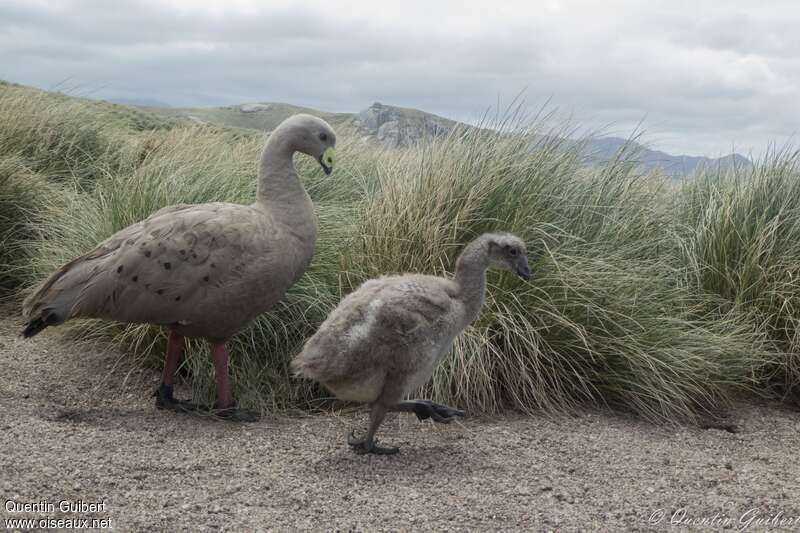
[516,257,532,280]
[319,146,335,176]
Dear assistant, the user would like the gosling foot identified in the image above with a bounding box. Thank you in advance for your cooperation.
[405,399,465,423]
[347,431,399,455]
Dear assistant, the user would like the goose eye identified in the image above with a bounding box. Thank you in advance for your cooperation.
[319,132,328,142]
[509,247,519,257]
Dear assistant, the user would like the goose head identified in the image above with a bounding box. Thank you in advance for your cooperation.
[280,114,337,175]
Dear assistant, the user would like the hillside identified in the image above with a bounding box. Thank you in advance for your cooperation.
[0,79,750,178]
[148,101,352,132]
[141,98,750,177]
[0,80,180,133]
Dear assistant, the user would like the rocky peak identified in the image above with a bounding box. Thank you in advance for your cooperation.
[354,102,457,147]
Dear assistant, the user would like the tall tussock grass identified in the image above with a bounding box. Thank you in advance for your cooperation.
[344,124,773,420]
[5,82,794,420]
[0,157,54,293]
[0,82,122,186]
[678,147,800,397]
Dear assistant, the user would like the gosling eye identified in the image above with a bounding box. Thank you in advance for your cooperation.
[508,247,519,257]
[319,132,328,142]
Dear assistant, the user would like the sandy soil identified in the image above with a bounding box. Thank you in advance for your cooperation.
[1,312,799,532]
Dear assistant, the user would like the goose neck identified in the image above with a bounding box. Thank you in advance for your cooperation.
[255,133,317,243]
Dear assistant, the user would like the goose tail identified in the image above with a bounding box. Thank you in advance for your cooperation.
[20,255,89,338]
[21,317,47,338]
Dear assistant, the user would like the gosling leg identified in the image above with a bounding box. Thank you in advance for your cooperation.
[348,403,399,455]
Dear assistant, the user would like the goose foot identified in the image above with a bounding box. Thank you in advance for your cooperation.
[153,383,206,413]
[154,385,258,422]
[347,431,399,455]
[401,400,465,423]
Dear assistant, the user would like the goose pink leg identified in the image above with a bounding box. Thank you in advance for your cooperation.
[162,330,184,386]
[153,333,257,422]
[154,330,205,413]
[209,341,258,422]
[210,342,234,409]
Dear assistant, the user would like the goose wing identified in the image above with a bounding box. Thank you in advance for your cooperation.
[23,202,276,327]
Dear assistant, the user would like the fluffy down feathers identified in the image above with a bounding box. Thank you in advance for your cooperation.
[293,274,466,401]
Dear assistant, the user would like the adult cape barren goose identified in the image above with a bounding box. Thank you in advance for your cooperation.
[22,114,337,422]
[293,232,532,454]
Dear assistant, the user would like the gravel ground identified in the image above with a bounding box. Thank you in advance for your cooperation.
[1,312,799,532]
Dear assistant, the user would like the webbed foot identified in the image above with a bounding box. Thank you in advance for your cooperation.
[347,430,399,455]
[408,400,465,423]
[154,385,259,422]
[153,383,207,413]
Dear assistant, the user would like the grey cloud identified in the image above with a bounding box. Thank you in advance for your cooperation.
[0,0,798,156]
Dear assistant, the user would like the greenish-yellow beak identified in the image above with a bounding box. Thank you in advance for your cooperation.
[319,147,335,175]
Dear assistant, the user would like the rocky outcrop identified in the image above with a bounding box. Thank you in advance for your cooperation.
[353,102,457,147]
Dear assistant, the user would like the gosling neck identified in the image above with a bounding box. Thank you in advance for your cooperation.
[255,129,317,243]
[454,237,490,323]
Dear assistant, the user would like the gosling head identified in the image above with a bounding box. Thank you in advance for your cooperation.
[486,233,531,280]
[280,114,337,175]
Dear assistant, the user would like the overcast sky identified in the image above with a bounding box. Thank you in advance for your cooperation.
[1,0,798,156]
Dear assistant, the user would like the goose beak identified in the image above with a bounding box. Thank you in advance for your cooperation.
[319,147,335,176]
[319,159,332,175]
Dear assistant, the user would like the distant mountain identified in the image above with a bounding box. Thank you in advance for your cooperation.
[350,103,751,177]
[141,99,750,178]
[585,137,751,178]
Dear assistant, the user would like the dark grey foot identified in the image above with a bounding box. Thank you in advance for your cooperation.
[154,385,258,422]
[212,403,259,423]
[408,400,465,423]
[347,431,399,455]
[153,383,207,413]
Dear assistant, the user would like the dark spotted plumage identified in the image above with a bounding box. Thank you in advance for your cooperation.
[22,114,338,420]
[22,114,336,342]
